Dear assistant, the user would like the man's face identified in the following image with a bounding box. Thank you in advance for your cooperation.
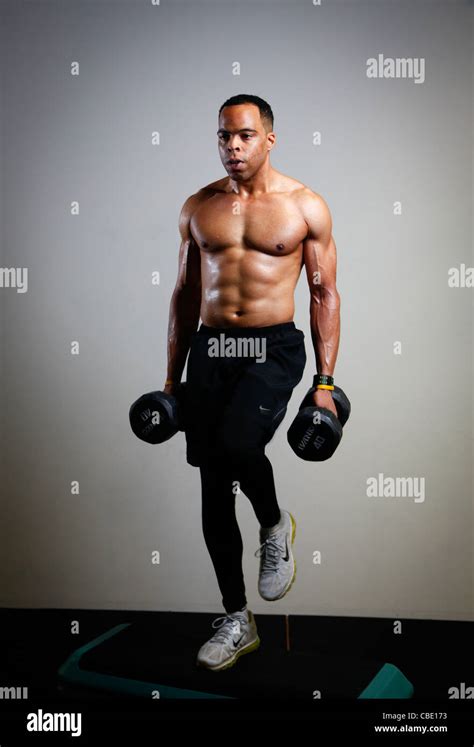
[217,104,274,179]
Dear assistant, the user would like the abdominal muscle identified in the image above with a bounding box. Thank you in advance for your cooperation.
[199,246,301,328]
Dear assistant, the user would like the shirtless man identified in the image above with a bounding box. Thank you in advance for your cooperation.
[163,94,341,672]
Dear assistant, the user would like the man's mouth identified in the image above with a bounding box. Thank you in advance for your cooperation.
[228,159,244,170]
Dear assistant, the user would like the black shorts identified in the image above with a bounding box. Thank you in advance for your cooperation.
[182,321,307,467]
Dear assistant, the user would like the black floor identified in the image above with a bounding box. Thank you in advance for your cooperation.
[1,608,473,697]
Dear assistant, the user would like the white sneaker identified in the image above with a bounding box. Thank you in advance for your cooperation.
[196,608,260,671]
[255,509,296,601]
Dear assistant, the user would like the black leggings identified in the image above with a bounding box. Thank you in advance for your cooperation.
[199,453,282,614]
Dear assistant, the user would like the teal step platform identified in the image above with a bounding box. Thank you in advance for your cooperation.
[58,613,414,700]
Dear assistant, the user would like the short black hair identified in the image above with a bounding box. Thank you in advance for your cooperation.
[218,94,274,133]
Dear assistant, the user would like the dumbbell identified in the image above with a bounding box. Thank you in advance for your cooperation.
[129,383,187,445]
[287,379,351,461]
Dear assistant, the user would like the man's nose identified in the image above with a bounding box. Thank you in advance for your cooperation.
[226,135,241,151]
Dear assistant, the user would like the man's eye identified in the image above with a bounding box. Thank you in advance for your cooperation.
[218,134,252,140]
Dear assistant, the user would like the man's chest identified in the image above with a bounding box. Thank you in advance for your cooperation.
[191,194,308,256]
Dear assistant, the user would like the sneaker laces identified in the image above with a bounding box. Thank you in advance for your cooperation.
[254,534,283,572]
[209,613,246,644]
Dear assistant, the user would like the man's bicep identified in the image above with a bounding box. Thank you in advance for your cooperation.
[176,194,202,291]
[301,194,337,294]
[176,235,201,290]
[303,235,337,291]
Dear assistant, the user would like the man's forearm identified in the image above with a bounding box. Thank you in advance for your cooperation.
[309,289,341,376]
[165,286,201,385]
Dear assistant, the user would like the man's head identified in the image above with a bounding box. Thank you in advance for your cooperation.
[217,94,275,179]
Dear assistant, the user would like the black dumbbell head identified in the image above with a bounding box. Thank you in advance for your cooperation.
[331,385,351,427]
[288,381,351,461]
[287,406,343,461]
[129,390,180,445]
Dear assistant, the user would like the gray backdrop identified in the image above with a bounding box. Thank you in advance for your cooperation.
[0,0,472,620]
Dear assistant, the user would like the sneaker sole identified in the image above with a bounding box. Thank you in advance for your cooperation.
[259,512,297,601]
[196,635,261,672]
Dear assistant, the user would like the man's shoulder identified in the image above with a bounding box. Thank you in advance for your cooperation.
[274,174,329,214]
[180,179,228,217]
[200,176,230,193]
[194,177,230,201]
[292,183,328,209]
[292,184,331,226]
